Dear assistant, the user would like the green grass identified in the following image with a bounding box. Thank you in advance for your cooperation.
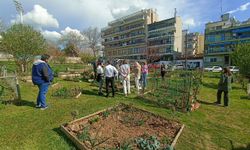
[0,73,249,150]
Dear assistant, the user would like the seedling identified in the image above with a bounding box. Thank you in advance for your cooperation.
[88,116,100,124]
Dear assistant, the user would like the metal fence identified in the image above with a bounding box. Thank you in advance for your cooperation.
[146,69,203,112]
[0,66,21,103]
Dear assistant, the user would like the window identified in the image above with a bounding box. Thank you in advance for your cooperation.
[210,58,217,62]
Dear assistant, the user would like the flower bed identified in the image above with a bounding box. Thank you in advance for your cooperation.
[52,86,82,99]
[61,104,184,149]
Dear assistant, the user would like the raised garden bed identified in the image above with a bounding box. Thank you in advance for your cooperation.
[52,86,82,99]
[61,103,184,149]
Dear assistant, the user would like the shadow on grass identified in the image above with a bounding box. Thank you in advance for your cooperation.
[1,99,36,107]
[53,127,77,150]
[197,100,224,107]
[232,143,250,150]
[202,82,218,89]
[240,96,250,100]
[81,89,99,96]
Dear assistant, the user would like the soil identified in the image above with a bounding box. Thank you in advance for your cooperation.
[65,104,182,149]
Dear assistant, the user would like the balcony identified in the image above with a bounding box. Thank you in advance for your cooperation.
[102,24,145,38]
[104,42,146,51]
[103,34,145,44]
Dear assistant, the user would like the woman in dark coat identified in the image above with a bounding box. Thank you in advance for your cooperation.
[215,67,232,107]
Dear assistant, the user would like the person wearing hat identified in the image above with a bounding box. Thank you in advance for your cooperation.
[32,54,54,110]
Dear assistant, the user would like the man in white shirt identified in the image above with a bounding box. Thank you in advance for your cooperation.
[96,62,104,95]
[105,60,118,97]
[120,60,131,96]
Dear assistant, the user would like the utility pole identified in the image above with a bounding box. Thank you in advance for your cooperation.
[185,29,188,70]
[13,0,24,24]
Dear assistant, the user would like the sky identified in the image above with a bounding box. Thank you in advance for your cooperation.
[0,0,250,42]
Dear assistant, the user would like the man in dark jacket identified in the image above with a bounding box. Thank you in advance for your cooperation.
[32,54,53,110]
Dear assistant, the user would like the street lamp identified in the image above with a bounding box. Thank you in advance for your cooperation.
[13,0,24,24]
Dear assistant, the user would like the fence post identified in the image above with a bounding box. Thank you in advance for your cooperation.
[15,71,21,101]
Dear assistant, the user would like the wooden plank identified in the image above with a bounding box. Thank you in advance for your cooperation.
[75,92,82,99]
[171,124,185,148]
[60,125,87,150]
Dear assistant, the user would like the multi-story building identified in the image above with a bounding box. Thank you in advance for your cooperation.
[204,13,250,67]
[147,17,182,61]
[182,31,204,57]
[101,9,158,60]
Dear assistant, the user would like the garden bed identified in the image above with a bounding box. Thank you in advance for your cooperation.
[52,86,82,99]
[61,103,184,149]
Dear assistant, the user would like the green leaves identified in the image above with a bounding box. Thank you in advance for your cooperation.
[231,44,250,80]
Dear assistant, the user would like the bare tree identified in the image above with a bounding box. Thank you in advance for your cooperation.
[60,31,85,52]
[82,27,101,57]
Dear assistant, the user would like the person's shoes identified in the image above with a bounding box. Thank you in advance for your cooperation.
[40,106,48,110]
[35,105,41,108]
[213,102,221,105]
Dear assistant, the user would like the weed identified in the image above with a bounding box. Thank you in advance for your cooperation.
[88,116,100,124]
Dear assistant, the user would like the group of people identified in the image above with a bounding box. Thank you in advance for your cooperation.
[31,54,233,110]
[96,60,149,97]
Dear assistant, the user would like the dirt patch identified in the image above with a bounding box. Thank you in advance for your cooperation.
[63,104,182,149]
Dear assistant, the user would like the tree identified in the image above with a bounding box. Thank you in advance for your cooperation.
[232,43,250,98]
[82,27,101,57]
[80,52,96,64]
[232,44,250,80]
[0,24,47,73]
[60,30,85,51]
[63,42,80,57]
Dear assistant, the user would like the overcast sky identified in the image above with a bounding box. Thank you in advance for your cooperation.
[0,0,250,42]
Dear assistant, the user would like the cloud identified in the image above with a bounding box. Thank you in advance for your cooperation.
[184,18,196,27]
[227,2,250,14]
[41,30,61,43]
[61,27,84,39]
[11,4,59,29]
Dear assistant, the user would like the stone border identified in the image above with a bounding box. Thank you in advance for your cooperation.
[60,104,185,149]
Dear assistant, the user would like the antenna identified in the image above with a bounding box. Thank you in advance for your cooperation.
[174,8,177,18]
[13,0,24,24]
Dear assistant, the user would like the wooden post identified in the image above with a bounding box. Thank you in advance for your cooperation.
[15,71,21,101]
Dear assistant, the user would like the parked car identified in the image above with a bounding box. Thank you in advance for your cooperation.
[229,66,239,73]
[204,66,222,72]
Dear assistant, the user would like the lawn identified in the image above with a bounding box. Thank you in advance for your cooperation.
[0,72,249,150]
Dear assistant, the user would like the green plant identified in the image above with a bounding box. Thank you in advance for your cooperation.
[77,127,90,141]
[117,141,133,150]
[71,110,79,120]
[88,116,100,124]
[52,86,82,98]
[135,120,145,126]
[136,136,160,150]
[102,111,110,118]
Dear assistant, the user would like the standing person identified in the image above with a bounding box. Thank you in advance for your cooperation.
[160,63,166,80]
[105,60,118,97]
[96,62,104,95]
[120,60,131,96]
[141,61,149,92]
[134,62,141,95]
[215,67,232,107]
[32,54,53,110]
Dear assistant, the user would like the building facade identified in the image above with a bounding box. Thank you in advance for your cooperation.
[101,9,158,60]
[204,14,250,67]
[182,31,204,57]
[147,17,182,61]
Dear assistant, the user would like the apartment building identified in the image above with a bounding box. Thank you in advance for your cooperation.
[182,31,204,57]
[147,17,182,61]
[101,9,158,60]
[204,13,250,67]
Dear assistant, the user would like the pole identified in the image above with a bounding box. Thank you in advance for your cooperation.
[185,30,188,70]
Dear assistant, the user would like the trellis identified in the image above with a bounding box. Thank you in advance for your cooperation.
[148,70,203,112]
[0,66,21,103]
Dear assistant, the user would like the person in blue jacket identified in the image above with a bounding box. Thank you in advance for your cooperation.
[32,54,53,110]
